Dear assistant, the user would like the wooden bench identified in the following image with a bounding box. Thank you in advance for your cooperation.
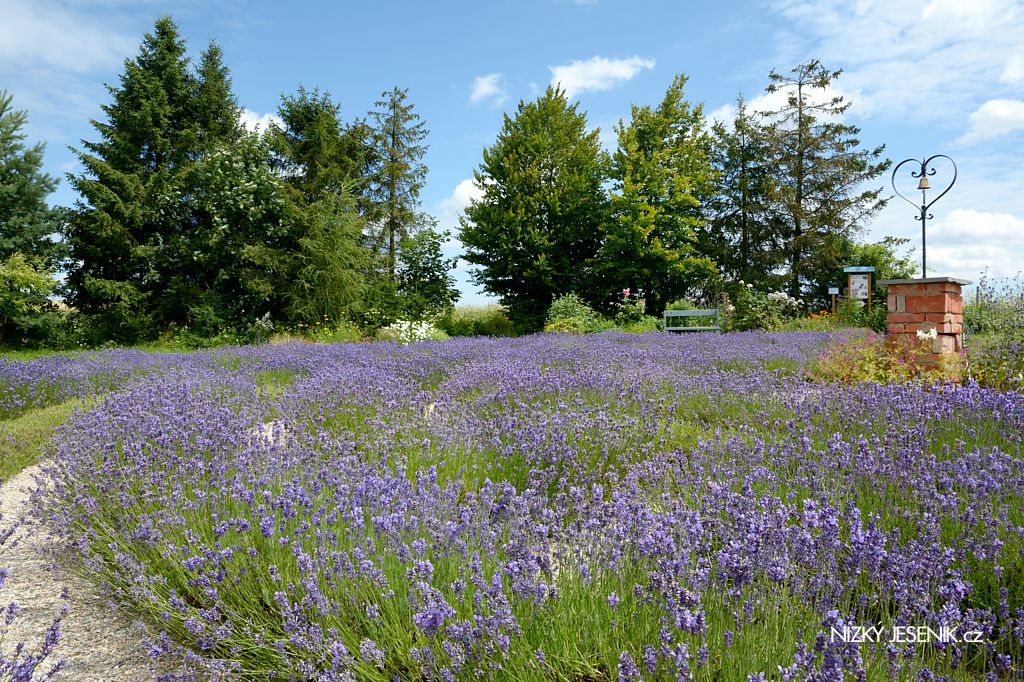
[663,308,720,332]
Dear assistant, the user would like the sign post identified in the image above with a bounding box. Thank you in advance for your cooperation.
[843,266,876,313]
[828,286,840,315]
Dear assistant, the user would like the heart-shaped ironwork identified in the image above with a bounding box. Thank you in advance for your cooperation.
[891,154,958,216]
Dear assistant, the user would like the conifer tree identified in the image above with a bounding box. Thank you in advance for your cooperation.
[761,60,889,298]
[0,91,63,267]
[65,17,252,340]
[706,96,786,291]
[367,87,430,280]
[194,42,242,146]
[65,16,198,340]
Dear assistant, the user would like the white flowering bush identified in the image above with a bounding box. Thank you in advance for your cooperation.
[729,283,804,331]
[376,320,450,344]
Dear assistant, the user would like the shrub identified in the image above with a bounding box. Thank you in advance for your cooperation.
[964,273,1024,390]
[544,294,604,334]
[612,289,646,326]
[618,316,661,333]
[664,297,700,311]
[728,285,803,332]
[376,320,449,344]
[780,311,842,332]
[807,332,963,385]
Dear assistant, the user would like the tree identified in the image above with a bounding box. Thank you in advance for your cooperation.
[705,96,786,292]
[65,17,249,341]
[65,16,197,341]
[603,75,718,315]
[0,253,57,345]
[160,133,292,332]
[0,91,64,269]
[288,189,368,325]
[460,86,609,330]
[270,87,372,201]
[194,42,242,147]
[367,87,430,280]
[760,60,889,298]
[395,228,459,321]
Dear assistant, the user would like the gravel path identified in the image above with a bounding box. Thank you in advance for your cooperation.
[0,463,158,680]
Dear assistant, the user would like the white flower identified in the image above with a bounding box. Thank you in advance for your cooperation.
[916,328,938,341]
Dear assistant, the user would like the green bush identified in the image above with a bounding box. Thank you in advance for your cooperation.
[618,316,661,333]
[664,297,699,311]
[544,293,605,334]
[727,286,803,332]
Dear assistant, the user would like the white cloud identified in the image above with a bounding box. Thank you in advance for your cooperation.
[926,210,1024,278]
[469,73,508,106]
[240,109,282,133]
[958,99,1024,144]
[0,0,136,74]
[1001,52,1024,86]
[768,0,1024,122]
[436,179,485,228]
[549,55,655,98]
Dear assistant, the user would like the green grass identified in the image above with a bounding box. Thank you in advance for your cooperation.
[0,398,82,480]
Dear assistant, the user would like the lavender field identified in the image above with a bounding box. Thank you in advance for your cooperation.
[11,332,1024,680]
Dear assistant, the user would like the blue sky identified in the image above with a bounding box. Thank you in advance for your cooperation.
[3,0,1023,303]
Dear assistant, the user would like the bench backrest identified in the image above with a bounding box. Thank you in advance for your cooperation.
[663,308,720,331]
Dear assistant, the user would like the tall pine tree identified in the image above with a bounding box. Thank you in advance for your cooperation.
[761,60,889,298]
[0,91,63,267]
[65,17,248,341]
[0,91,62,345]
[706,96,786,291]
[367,87,430,280]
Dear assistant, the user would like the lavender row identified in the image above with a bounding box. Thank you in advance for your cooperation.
[36,332,1024,680]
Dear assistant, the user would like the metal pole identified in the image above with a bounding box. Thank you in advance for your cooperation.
[891,155,957,279]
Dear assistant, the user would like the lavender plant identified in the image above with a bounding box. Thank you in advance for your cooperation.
[23,332,1024,679]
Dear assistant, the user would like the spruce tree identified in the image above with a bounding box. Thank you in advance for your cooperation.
[0,91,63,267]
[603,75,718,315]
[460,86,609,330]
[66,16,198,341]
[271,86,373,201]
[194,42,242,147]
[367,87,430,280]
[706,96,786,291]
[761,60,889,298]
[66,17,252,340]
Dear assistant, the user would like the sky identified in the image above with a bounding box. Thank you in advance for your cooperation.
[3,0,1023,304]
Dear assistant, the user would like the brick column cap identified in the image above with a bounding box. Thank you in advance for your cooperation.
[877,277,973,286]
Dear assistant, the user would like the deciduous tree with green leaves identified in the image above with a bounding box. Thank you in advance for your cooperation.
[760,60,889,298]
[395,228,459,321]
[460,86,609,330]
[603,74,718,315]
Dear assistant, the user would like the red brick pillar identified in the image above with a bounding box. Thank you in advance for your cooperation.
[878,277,970,355]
